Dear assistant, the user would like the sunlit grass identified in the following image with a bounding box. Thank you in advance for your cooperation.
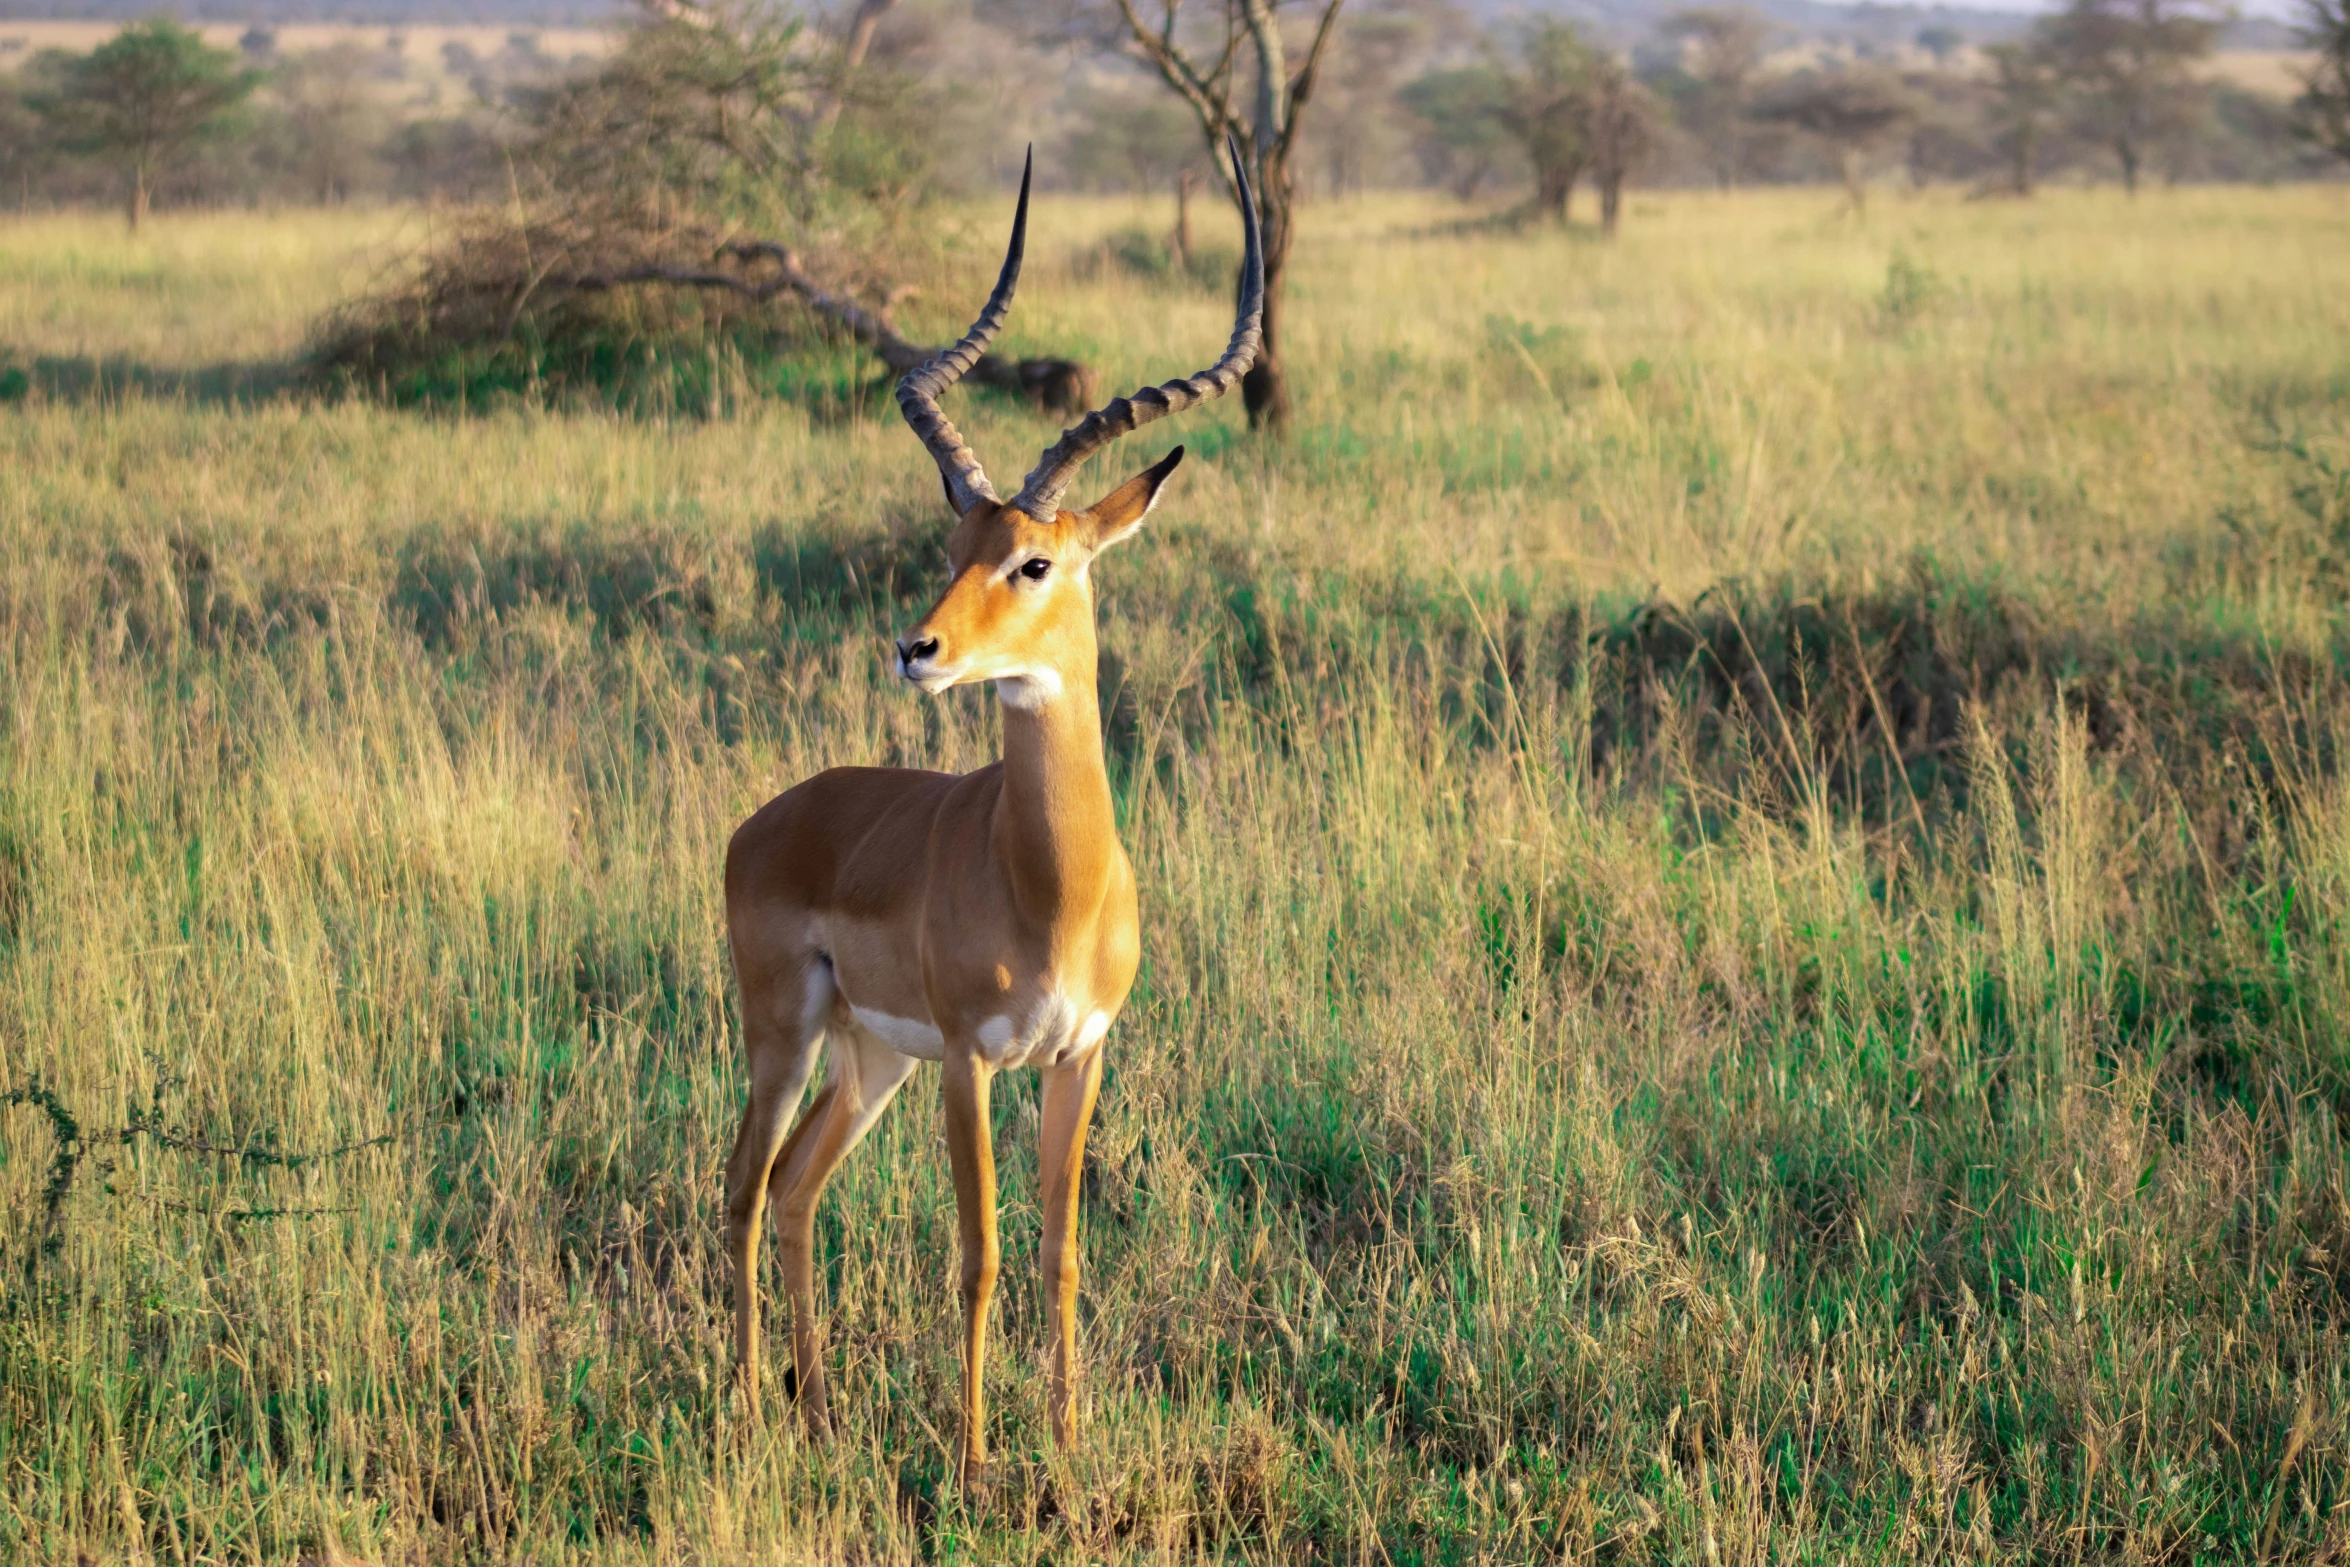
[2,186,2349,1563]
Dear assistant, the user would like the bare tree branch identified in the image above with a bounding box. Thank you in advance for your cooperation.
[538,242,1094,408]
[812,0,901,134]
[1099,0,1350,429]
[1283,0,1349,140]
[1115,0,1234,126]
[1112,0,1244,200]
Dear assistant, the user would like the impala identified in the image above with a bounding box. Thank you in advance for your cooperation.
[722,145,1263,1485]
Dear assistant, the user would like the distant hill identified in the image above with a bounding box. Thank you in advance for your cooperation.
[1535,0,2298,51]
[0,0,2299,50]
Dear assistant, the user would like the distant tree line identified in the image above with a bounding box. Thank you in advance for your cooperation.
[0,19,578,226]
[1,0,2345,241]
[1387,0,2350,221]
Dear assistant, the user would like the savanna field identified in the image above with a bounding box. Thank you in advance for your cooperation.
[2,186,2349,1563]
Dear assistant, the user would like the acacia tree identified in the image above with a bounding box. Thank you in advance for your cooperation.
[0,77,46,211]
[1984,39,2063,193]
[1109,0,1347,432]
[1658,7,1770,186]
[2295,0,2350,161]
[1496,20,1599,222]
[1751,67,1915,214]
[321,0,1094,412]
[1402,27,1654,231]
[1582,55,1662,236]
[2035,0,2221,192]
[1400,64,1513,198]
[30,21,256,230]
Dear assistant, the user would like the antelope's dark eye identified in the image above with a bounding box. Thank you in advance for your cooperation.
[1019,557,1052,581]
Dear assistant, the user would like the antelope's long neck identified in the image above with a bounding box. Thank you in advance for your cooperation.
[992,632,1117,927]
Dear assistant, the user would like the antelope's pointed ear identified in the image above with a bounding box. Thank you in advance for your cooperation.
[1076,446,1184,554]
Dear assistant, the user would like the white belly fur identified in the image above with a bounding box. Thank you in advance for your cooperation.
[848,1004,945,1061]
[839,996,1111,1068]
[975,995,1112,1070]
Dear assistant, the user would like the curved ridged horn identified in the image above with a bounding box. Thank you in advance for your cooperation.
[896,148,1031,515]
[1010,135,1263,521]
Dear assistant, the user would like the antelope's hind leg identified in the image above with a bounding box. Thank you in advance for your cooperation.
[769,1027,918,1434]
[724,941,834,1422]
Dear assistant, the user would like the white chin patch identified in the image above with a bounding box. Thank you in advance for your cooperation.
[995,669,1064,710]
[904,667,962,695]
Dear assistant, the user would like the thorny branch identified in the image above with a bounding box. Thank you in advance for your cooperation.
[2,1072,398,1272]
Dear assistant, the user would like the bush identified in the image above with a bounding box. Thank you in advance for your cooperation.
[312,1,953,411]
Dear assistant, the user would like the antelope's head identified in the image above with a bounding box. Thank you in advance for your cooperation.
[892,146,1263,710]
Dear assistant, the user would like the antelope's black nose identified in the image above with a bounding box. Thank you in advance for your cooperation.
[898,636,939,669]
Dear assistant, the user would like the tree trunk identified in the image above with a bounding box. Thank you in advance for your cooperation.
[2116,135,2140,194]
[1536,162,1581,224]
[1242,247,1287,431]
[1237,136,1296,433]
[1599,174,1623,236]
[1171,169,1194,271]
[1120,0,1342,438]
[813,0,899,136]
[2012,129,2036,196]
[126,166,148,233]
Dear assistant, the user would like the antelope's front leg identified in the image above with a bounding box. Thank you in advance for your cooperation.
[1038,1047,1105,1449]
[943,1051,1000,1488]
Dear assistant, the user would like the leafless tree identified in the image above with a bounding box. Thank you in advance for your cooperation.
[1109,0,1348,432]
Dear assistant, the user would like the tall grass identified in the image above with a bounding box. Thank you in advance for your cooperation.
[2,186,2348,1563]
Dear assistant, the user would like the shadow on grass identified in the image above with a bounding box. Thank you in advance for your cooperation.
[91,500,2350,841]
[0,340,921,424]
[1391,202,1598,242]
[0,353,302,406]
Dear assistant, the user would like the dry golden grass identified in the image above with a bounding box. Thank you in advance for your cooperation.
[2,186,2349,1563]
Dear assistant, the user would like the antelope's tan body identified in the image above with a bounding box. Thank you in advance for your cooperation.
[730,750,1138,1074]
[720,149,1263,1488]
